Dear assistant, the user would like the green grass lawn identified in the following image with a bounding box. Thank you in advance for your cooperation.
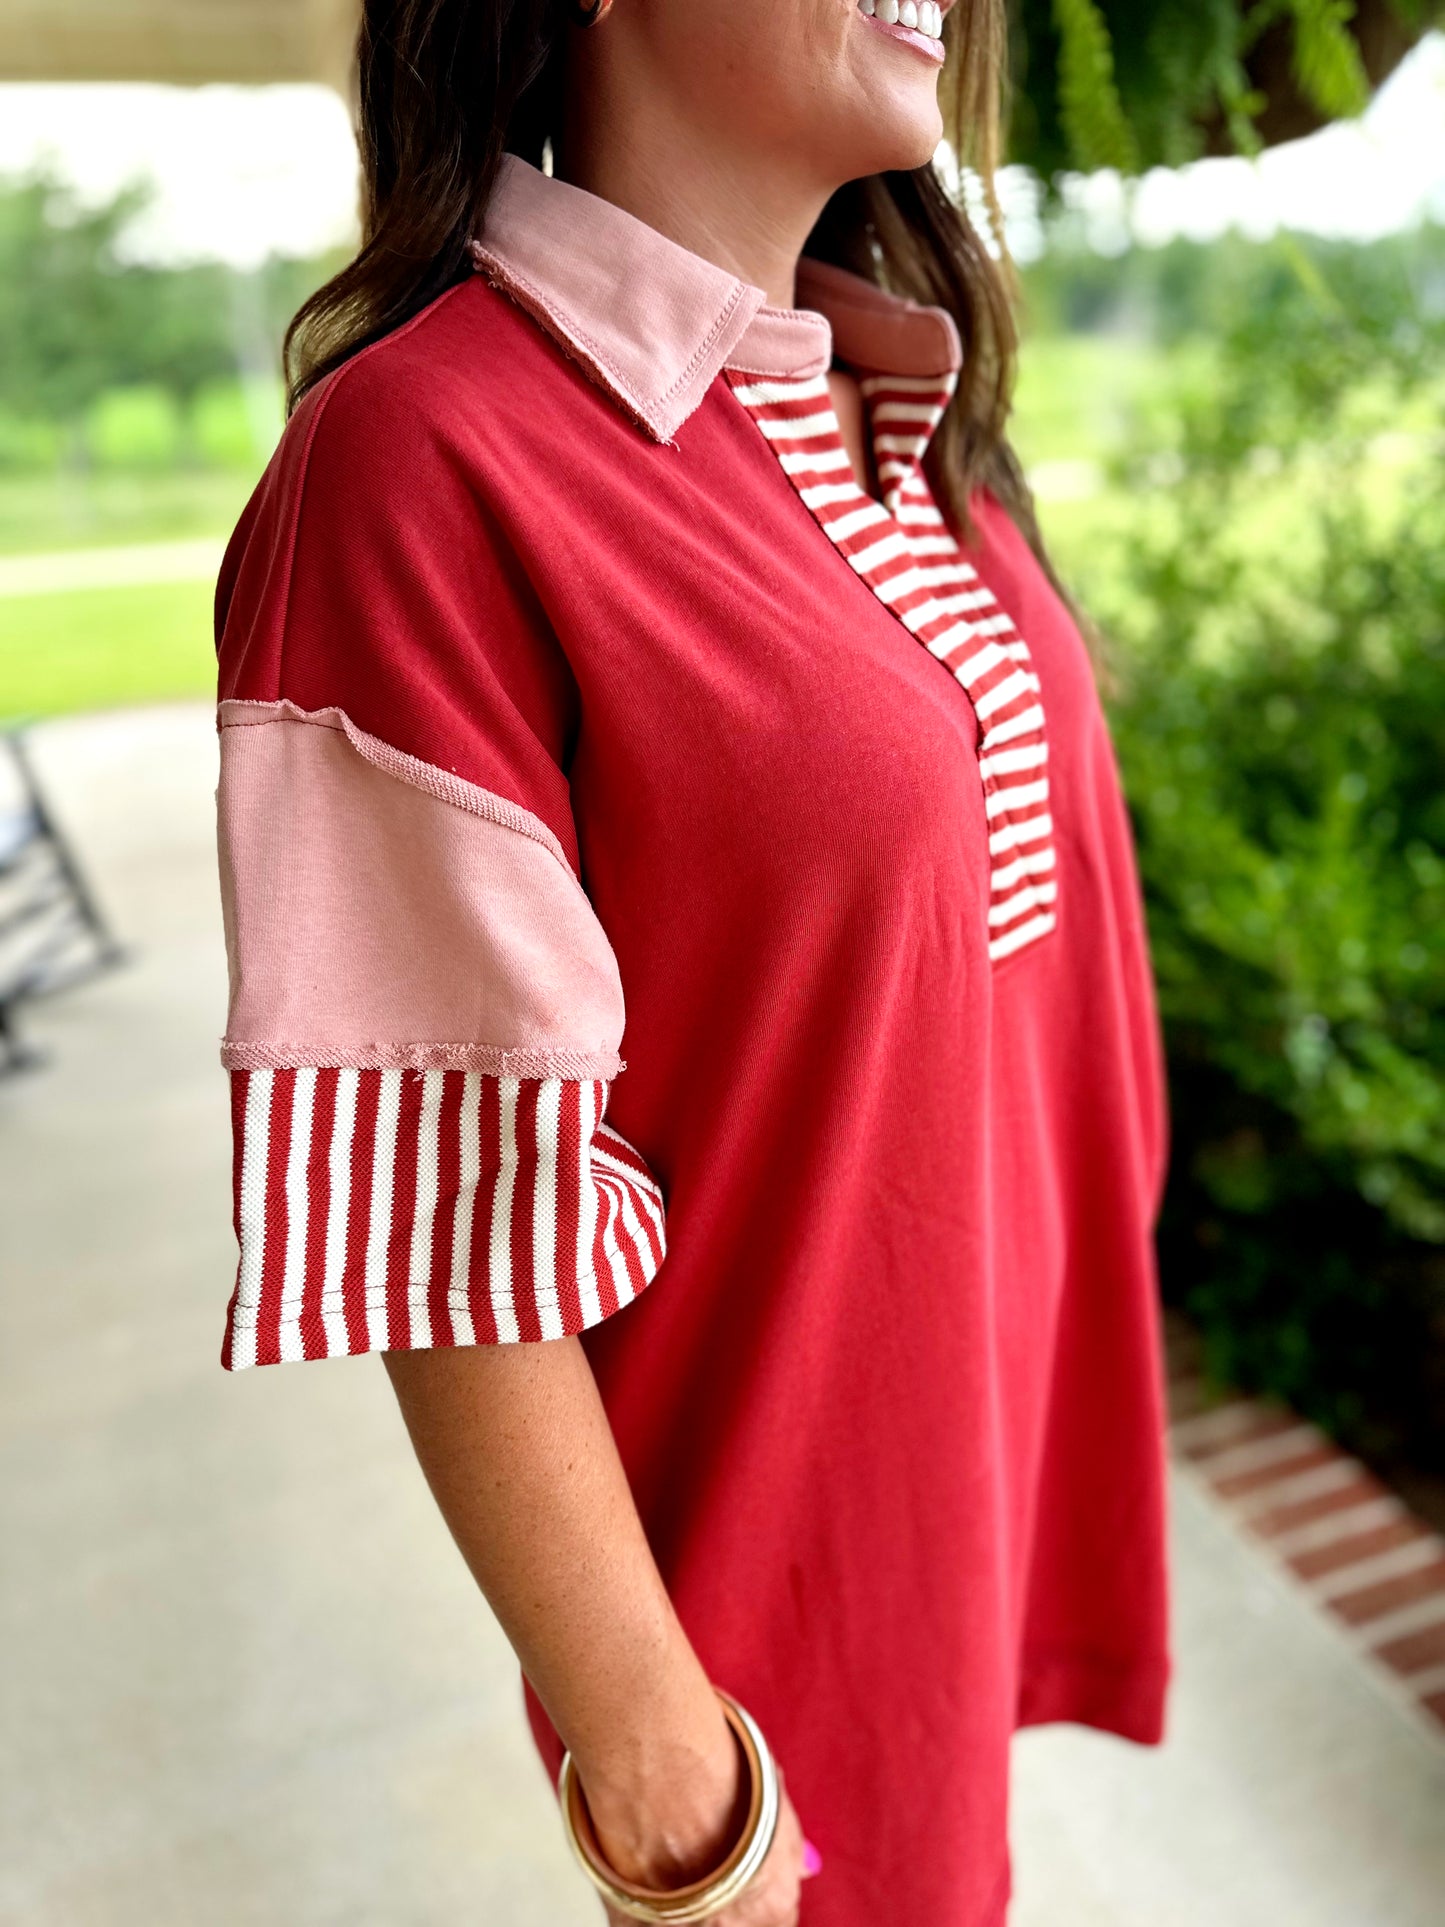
[1,579,218,720]
[0,460,254,720]
[0,471,256,558]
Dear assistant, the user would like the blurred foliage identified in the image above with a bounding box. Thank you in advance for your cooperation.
[1010,0,1445,175]
[0,171,339,466]
[1022,218,1445,349]
[1097,224,1445,1462]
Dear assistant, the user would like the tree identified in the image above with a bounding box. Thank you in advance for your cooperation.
[1010,0,1445,177]
[0,175,150,438]
[0,171,340,456]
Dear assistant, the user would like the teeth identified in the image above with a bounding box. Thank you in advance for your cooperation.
[861,0,944,37]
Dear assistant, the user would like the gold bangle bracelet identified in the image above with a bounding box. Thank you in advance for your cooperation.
[557,1688,781,1923]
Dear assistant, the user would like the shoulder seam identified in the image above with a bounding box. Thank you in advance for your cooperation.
[275,281,477,694]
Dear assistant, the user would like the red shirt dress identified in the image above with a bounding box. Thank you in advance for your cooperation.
[214,153,1172,1927]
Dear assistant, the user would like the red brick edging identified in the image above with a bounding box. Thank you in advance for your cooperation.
[1165,1316,1445,1740]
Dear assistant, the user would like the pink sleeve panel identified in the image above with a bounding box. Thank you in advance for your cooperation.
[215,699,667,1368]
[217,698,624,1077]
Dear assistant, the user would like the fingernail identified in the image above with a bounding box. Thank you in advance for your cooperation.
[801,1839,823,1877]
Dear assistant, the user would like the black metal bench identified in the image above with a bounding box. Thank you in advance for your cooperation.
[0,725,126,1074]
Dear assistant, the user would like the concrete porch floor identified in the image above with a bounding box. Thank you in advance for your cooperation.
[2,704,1443,1926]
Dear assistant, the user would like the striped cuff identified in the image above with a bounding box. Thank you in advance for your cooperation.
[221,1068,666,1370]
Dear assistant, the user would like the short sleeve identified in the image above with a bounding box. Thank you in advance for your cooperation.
[212,339,666,1370]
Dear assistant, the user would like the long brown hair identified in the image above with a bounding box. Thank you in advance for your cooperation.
[285,0,1050,562]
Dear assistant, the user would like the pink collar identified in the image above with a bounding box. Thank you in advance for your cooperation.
[470,153,963,443]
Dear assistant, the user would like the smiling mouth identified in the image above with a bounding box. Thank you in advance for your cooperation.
[857,0,947,62]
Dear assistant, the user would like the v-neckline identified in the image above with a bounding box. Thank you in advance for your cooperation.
[724,365,1061,966]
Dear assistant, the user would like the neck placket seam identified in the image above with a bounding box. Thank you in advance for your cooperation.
[723,365,1060,964]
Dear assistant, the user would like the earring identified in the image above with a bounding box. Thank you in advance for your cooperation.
[572,0,614,22]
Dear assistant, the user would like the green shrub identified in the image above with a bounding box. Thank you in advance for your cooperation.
[1096,230,1445,1464]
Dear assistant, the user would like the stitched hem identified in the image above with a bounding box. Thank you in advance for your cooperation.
[1016,1641,1172,1746]
[716,304,832,381]
[228,1272,610,1321]
[219,1039,626,1078]
[218,697,578,875]
[656,280,756,409]
[723,357,830,379]
[221,1266,659,1370]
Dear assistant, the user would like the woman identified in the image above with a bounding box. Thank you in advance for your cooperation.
[212,0,1173,1920]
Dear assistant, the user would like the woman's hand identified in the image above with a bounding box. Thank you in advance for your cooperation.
[599,1770,811,1927]
[382,1343,812,1920]
[578,1683,812,1927]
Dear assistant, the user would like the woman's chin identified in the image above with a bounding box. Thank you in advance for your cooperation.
[829,96,943,179]
[845,127,944,182]
[897,119,945,170]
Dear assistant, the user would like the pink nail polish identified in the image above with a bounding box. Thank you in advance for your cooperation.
[802,1838,824,1877]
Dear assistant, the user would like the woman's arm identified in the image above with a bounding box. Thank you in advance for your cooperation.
[382,1341,806,1917]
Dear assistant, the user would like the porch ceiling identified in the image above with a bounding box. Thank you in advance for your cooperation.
[0,1,357,88]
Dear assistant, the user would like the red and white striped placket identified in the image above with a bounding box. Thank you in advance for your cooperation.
[726,367,1058,964]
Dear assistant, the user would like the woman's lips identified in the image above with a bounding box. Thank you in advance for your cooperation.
[858,11,946,66]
